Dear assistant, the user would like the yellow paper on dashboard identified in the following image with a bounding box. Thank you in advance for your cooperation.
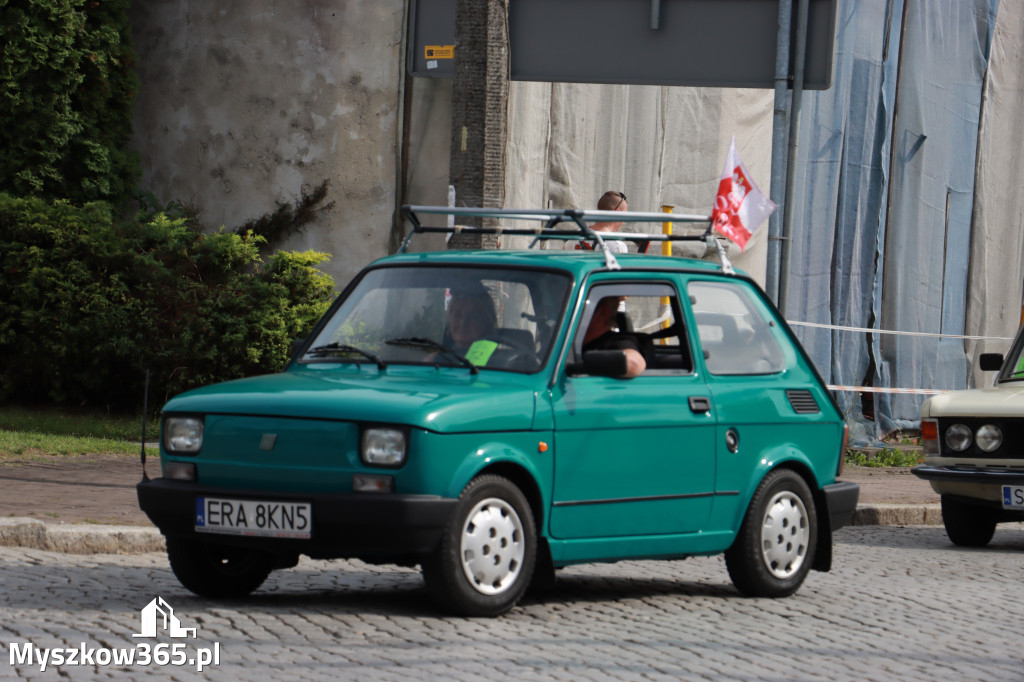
[465,340,498,366]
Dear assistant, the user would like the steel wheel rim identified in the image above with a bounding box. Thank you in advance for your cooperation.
[459,497,526,596]
[759,490,809,579]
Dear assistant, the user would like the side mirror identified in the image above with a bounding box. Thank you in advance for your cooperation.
[979,353,1004,372]
[566,350,627,377]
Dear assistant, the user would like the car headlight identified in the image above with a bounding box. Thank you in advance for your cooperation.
[361,427,407,467]
[163,416,204,454]
[944,423,972,452]
[975,424,1003,452]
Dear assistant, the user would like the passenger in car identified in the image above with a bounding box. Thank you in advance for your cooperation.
[582,296,647,378]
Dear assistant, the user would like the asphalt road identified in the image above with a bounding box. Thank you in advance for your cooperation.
[2,524,1022,681]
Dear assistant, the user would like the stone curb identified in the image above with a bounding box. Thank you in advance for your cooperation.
[850,503,942,527]
[0,518,164,555]
[0,505,941,555]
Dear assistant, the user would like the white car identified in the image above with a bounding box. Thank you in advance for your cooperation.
[913,335,1024,546]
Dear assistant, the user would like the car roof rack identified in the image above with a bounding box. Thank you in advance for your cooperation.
[399,205,734,274]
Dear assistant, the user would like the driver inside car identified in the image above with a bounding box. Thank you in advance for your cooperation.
[441,287,503,366]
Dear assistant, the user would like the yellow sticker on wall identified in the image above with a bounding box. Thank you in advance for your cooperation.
[465,340,498,366]
[425,45,455,59]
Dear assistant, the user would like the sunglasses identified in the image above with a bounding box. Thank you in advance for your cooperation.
[612,192,627,210]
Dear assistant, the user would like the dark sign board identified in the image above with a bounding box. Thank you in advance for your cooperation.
[408,0,458,78]
[409,0,836,90]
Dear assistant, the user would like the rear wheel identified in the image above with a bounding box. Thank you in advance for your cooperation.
[725,469,817,598]
[166,537,276,598]
[422,475,536,617]
[941,495,996,547]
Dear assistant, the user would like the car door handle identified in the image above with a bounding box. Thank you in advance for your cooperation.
[689,396,711,414]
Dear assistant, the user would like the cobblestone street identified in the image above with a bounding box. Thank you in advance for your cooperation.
[2,524,1022,681]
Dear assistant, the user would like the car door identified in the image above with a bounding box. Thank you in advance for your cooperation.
[686,277,830,528]
[549,279,718,539]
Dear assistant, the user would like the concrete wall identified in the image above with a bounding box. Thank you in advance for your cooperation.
[129,0,407,289]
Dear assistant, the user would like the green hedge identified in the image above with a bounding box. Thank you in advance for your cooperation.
[0,194,335,407]
[0,0,139,205]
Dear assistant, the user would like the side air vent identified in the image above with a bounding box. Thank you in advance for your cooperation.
[786,389,820,414]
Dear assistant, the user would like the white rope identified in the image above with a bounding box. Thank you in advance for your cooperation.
[828,385,949,395]
[788,320,1014,342]
[636,311,672,332]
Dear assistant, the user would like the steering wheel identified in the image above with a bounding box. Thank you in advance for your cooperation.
[483,331,538,370]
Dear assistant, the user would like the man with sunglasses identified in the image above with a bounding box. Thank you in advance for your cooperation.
[571,190,629,253]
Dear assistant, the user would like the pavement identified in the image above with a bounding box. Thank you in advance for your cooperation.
[0,449,942,555]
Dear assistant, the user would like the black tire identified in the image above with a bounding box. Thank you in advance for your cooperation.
[941,495,996,547]
[422,475,537,617]
[166,537,276,598]
[725,469,817,598]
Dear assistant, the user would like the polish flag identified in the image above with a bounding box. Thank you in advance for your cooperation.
[710,137,776,251]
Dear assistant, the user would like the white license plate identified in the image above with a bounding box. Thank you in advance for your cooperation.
[1001,486,1024,510]
[195,497,311,539]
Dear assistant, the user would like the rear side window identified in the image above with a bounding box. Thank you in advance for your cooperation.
[688,281,785,375]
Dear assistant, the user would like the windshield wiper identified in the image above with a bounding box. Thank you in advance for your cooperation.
[385,337,479,374]
[305,342,386,369]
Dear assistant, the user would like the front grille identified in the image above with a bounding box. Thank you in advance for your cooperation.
[786,389,820,414]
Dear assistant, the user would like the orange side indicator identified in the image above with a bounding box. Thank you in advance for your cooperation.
[538,442,549,453]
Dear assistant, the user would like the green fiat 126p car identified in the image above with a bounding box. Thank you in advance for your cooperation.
[139,206,859,616]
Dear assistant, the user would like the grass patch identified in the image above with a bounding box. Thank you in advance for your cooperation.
[0,430,155,458]
[845,446,923,468]
[0,404,160,457]
[0,404,158,441]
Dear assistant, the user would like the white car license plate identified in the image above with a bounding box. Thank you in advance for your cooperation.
[1001,485,1024,510]
[195,497,311,539]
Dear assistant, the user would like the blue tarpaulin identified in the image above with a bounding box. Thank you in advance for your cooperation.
[784,0,1000,442]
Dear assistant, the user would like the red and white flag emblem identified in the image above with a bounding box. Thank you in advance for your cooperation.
[710,137,776,251]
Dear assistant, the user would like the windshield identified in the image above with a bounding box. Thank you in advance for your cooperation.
[1002,334,1024,381]
[302,265,572,373]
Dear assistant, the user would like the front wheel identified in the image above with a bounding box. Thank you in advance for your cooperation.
[422,475,536,617]
[166,537,276,598]
[941,495,996,547]
[725,469,817,598]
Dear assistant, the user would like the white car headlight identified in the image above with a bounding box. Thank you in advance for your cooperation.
[361,427,407,467]
[975,424,1002,452]
[163,417,204,454]
[944,423,972,452]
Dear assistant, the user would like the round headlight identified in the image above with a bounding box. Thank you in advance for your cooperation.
[944,423,972,452]
[975,424,1003,452]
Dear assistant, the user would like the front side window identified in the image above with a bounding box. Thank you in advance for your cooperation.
[688,280,785,375]
[302,266,571,373]
[572,282,692,375]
